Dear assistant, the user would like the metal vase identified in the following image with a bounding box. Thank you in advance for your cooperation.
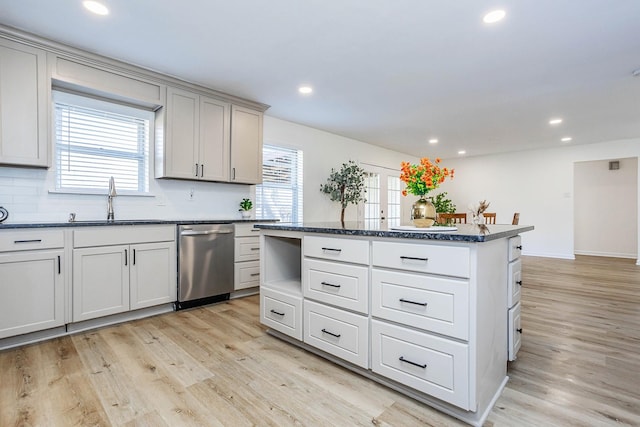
[411,198,436,227]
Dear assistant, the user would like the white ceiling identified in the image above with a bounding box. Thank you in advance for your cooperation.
[1,0,639,159]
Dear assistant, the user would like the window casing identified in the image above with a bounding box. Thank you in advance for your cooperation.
[53,91,152,194]
[256,144,303,223]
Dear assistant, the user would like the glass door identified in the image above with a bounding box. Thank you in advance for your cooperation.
[361,164,402,229]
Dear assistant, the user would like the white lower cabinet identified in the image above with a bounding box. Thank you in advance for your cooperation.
[234,223,261,290]
[261,287,302,340]
[72,226,176,322]
[0,250,65,339]
[508,301,522,360]
[371,320,470,410]
[303,299,369,368]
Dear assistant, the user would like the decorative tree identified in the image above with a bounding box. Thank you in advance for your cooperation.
[320,160,366,223]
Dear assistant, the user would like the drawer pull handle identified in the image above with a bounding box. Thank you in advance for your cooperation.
[516,280,523,286]
[250,273,260,277]
[321,281,341,288]
[251,229,261,232]
[399,298,428,307]
[517,328,523,334]
[399,356,427,369]
[516,245,523,250]
[270,309,284,316]
[250,247,260,251]
[321,329,341,338]
[14,239,42,244]
[400,256,428,262]
[321,247,342,252]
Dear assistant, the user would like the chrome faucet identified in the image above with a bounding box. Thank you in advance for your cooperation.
[107,176,117,221]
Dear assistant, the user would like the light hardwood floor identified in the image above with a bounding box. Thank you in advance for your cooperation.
[1,255,639,426]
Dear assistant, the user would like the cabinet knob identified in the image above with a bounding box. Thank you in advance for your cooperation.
[517,328,523,334]
[516,245,523,250]
[516,280,523,286]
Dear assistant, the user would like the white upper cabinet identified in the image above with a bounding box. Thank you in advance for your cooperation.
[157,86,262,183]
[230,105,263,184]
[0,38,48,167]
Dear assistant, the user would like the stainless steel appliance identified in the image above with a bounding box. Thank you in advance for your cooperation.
[177,223,234,309]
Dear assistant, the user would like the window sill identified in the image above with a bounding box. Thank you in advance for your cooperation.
[48,189,155,197]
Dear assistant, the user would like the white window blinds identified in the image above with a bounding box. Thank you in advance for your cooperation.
[54,91,152,193]
[256,144,303,222]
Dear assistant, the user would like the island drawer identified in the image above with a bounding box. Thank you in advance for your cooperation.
[508,258,522,307]
[304,299,369,369]
[372,269,469,340]
[508,302,522,361]
[303,235,369,265]
[372,241,470,278]
[235,236,260,262]
[371,320,470,410]
[508,235,522,262]
[0,229,65,252]
[261,287,302,341]
[303,258,368,314]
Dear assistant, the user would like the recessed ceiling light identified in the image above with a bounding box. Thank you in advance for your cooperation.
[483,9,506,24]
[298,85,313,95]
[83,1,109,15]
[458,150,466,155]
[561,137,572,142]
[429,139,438,144]
[549,118,563,125]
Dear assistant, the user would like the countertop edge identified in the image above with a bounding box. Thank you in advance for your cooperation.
[0,219,279,229]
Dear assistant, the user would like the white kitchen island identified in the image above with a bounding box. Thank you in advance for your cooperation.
[257,221,533,427]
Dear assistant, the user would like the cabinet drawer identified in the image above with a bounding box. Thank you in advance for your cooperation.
[372,241,470,278]
[303,258,368,314]
[304,235,369,265]
[74,225,175,248]
[304,300,369,369]
[260,287,302,340]
[508,302,522,361]
[371,320,470,410]
[508,235,522,262]
[0,229,65,252]
[372,269,469,340]
[508,258,522,307]
[235,236,260,262]
[234,260,260,290]
[235,223,261,237]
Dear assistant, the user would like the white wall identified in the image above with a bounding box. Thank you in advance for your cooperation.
[574,158,637,258]
[263,116,418,223]
[0,115,416,224]
[443,138,640,261]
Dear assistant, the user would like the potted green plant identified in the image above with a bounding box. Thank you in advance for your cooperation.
[428,192,457,224]
[320,160,366,223]
[239,198,253,219]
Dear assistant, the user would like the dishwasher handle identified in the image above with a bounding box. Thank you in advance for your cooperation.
[180,229,233,236]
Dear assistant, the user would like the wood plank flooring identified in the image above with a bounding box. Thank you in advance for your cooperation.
[1,255,639,426]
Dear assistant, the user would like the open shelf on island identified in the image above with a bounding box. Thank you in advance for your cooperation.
[262,234,302,295]
[262,279,302,296]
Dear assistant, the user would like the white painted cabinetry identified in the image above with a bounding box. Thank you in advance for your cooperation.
[157,86,230,181]
[234,223,261,291]
[507,235,523,360]
[72,225,176,322]
[157,88,263,184]
[0,230,65,339]
[0,38,49,167]
[230,105,263,184]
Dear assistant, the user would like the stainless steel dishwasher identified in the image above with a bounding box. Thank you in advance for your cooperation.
[177,223,234,309]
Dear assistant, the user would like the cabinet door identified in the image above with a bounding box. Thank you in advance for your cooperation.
[199,96,230,181]
[230,105,263,184]
[130,241,177,310]
[164,86,199,179]
[73,245,129,322]
[0,250,64,339]
[0,39,48,167]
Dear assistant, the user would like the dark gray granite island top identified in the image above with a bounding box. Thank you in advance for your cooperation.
[255,221,533,242]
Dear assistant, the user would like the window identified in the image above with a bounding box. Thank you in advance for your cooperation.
[53,91,152,194]
[256,144,303,222]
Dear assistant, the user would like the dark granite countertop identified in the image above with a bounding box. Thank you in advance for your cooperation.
[255,221,534,242]
[0,219,277,229]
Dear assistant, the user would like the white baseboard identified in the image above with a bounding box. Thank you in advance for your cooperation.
[574,250,637,259]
